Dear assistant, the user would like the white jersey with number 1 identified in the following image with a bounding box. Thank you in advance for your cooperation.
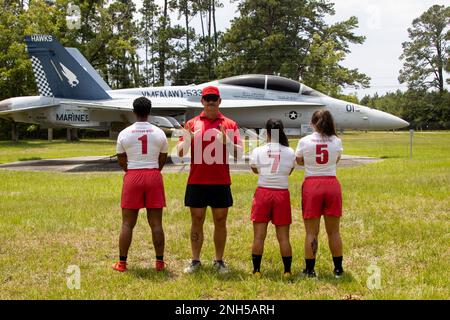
[295,132,343,177]
[250,143,296,189]
[116,122,168,169]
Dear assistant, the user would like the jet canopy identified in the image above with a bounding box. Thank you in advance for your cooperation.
[218,74,324,97]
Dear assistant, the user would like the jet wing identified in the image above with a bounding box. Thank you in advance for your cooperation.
[59,99,322,111]
[216,99,324,109]
[59,101,185,128]
[0,104,59,117]
[60,100,188,112]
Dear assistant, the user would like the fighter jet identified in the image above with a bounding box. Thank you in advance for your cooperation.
[0,35,409,133]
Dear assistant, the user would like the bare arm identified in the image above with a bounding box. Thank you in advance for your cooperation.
[177,127,194,157]
[158,153,168,171]
[232,143,244,160]
[117,152,127,172]
[218,126,243,160]
[296,156,304,166]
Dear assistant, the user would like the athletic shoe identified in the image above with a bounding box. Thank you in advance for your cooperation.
[112,261,127,272]
[252,271,262,278]
[155,260,166,272]
[301,269,317,278]
[333,268,344,278]
[213,260,230,274]
[183,260,201,274]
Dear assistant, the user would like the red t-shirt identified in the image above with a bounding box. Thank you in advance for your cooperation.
[180,111,241,185]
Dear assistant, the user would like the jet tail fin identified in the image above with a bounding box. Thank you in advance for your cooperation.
[25,35,111,100]
[66,47,111,91]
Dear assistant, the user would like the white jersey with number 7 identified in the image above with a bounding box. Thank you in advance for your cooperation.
[250,143,296,189]
[116,122,168,169]
[295,132,343,177]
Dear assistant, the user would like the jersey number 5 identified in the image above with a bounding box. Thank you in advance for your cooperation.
[316,144,329,164]
[138,134,148,155]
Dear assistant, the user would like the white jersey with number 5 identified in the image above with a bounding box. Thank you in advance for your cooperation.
[295,132,343,177]
[116,122,168,169]
[250,143,296,189]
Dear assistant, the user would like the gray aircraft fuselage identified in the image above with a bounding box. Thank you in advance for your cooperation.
[0,82,409,131]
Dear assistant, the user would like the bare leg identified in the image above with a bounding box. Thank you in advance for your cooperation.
[211,207,228,261]
[252,222,268,255]
[275,225,292,257]
[190,207,207,261]
[324,215,342,257]
[303,218,320,259]
[146,208,165,257]
[119,209,139,257]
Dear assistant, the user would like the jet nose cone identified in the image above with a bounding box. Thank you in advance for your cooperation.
[369,109,409,129]
[386,114,409,129]
[398,118,409,128]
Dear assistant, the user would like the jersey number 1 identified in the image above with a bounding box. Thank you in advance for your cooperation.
[138,134,148,155]
[316,144,329,164]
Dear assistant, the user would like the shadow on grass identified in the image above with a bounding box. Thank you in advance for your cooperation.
[18,157,42,161]
[313,270,356,285]
[178,265,250,282]
[0,139,115,148]
[251,269,356,284]
[127,266,176,281]
[379,155,404,159]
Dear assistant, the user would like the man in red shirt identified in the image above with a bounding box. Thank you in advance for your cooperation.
[177,85,242,274]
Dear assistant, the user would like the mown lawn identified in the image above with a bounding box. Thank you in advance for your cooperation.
[0,131,449,299]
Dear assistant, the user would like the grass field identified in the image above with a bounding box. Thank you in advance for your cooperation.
[0,131,449,299]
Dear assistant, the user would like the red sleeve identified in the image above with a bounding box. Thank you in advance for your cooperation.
[233,122,241,145]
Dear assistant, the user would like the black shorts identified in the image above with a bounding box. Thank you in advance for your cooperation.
[185,184,233,208]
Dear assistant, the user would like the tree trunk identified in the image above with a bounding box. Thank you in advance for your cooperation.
[185,1,190,64]
[208,0,212,78]
[436,39,444,93]
[158,0,169,86]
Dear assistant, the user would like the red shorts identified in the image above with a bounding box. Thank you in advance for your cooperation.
[121,169,166,209]
[302,176,342,219]
[251,187,292,225]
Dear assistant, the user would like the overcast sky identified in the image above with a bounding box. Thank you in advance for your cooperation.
[140,0,449,97]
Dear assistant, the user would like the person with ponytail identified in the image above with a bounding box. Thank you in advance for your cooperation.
[295,109,344,278]
[249,119,296,278]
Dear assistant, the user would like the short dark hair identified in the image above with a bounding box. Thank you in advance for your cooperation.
[133,97,152,117]
[266,118,289,147]
[311,109,337,137]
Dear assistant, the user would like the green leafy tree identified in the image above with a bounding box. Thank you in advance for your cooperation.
[106,0,139,89]
[399,5,450,93]
[217,0,369,96]
[140,0,160,86]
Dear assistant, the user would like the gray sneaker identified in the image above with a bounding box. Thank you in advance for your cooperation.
[183,260,201,274]
[213,260,229,274]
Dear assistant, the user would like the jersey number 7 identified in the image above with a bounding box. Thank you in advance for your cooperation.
[268,152,281,173]
[316,144,329,164]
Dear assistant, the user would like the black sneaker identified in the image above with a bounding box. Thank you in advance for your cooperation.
[333,268,344,278]
[302,269,317,278]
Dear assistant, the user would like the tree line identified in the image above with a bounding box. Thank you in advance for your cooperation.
[0,1,448,140]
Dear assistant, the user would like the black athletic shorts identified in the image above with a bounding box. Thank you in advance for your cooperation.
[184,184,233,208]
